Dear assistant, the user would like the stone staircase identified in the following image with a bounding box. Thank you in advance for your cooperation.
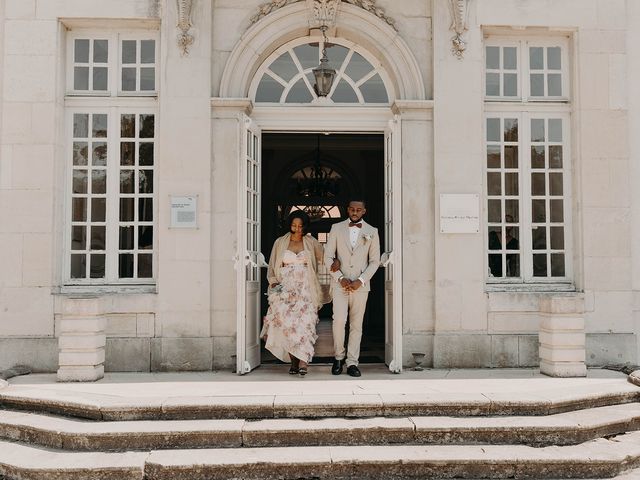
[1,379,640,479]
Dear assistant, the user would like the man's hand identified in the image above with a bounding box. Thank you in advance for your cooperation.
[348,279,362,292]
[269,283,279,288]
[330,258,341,273]
[339,277,351,290]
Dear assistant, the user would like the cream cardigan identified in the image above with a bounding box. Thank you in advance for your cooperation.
[266,233,325,309]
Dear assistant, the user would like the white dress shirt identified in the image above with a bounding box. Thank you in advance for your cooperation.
[349,223,361,248]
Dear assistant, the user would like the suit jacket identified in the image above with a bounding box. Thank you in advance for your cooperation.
[323,219,381,292]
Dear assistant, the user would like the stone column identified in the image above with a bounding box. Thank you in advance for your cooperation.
[57,297,106,382]
[539,296,586,377]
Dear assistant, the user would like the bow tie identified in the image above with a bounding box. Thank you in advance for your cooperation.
[349,222,362,228]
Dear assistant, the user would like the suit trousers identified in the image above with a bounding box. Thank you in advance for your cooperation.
[332,285,369,367]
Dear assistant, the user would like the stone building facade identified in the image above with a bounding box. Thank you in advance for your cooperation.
[0,0,638,377]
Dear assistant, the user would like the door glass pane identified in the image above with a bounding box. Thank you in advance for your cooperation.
[505,199,519,222]
[270,52,299,82]
[504,119,518,141]
[486,118,500,142]
[74,39,89,62]
[487,199,501,223]
[549,173,563,195]
[488,227,502,250]
[74,67,89,90]
[70,254,86,278]
[285,78,313,103]
[119,253,134,278]
[71,226,86,250]
[73,142,88,166]
[326,44,349,70]
[533,254,547,276]
[506,254,520,277]
[138,254,153,278]
[92,114,107,137]
[73,170,88,194]
[255,74,285,102]
[551,253,565,276]
[293,44,318,70]
[91,198,106,222]
[139,198,153,221]
[92,142,107,166]
[138,226,153,249]
[531,119,545,142]
[93,39,108,63]
[488,253,502,277]
[486,145,501,168]
[531,146,545,168]
[345,52,373,82]
[504,173,518,195]
[487,172,501,195]
[91,226,106,250]
[91,170,106,194]
[549,119,563,142]
[360,74,388,103]
[532,199,546,223]
[120,170,134,193]
[486,46,499,69]
[505,226,519,250]
[139,170,153,193]
[119,226,134,249]
[550,199,564,222]
[532,226,547,249]
[120,198,134,221]
[139,115,155,138]
[332,78,359,103]
[531,173,546,195]
[139,143,154,166]
[550,226,564,249]
[549,146,563,168]
[72,198,87,221]
[121,114,136,138]
[73,114,89,138]
[504,146,518,168]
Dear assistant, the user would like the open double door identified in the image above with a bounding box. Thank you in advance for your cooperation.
[235,114,403,374]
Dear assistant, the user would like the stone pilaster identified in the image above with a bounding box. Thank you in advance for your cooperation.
[539,296,586,377]
[57,297,106,382]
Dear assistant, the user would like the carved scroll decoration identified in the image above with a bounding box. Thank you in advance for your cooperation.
[250,0,397,31]
[448,0,469,59]
[177,0,195,56]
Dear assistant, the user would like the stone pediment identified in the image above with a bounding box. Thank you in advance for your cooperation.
[250,0,397,31]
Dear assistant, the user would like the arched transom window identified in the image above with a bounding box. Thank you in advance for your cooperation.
[252,38,391,105]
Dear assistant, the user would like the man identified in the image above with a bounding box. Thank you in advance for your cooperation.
[324,199,380,377]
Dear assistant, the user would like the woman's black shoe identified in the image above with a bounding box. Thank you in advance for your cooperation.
[347,365,361,377]
[331,359,345,375]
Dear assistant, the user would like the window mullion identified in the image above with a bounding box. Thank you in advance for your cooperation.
[106,107,118,283]
[522,111,534,282]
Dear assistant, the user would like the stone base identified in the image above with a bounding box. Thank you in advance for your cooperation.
[57,365,105,382]
[540,359,587,377]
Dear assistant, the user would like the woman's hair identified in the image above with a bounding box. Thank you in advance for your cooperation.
[286,209,310,235]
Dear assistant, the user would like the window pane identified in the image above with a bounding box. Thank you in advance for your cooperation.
[139,170,153,194]
[119,226,134,249]
[549,172,563,195]
[139,115,154,138]
[548,74,562,96]
[71,226,86,250]
[506,254,520,277]
[91,198,106,222]
[285,78,314,103]
[121,114,136,138]
[120,170,134,193]
[505,200,519,222]
[122,67,136,91]
[487,172,501,195]
[531,173,545,195]
[93,67,108,91]
[73,142,88,166]
[74,67,89,90]
[74,39,89,63]
[91,225,106,249]
[270,51,299,82]
[255,74,285,102]
[139,143,154,166]
[504,146,518,168]
[93,39,108,63]
[487,145,501,168]
[506,226,519,250]
[91,170,106,194]
[531,146,545,169]
[486,73,500,96]
[549,146,563,169]
[550,226,564,249]
[140,67,155,91]
[547,47,561,70]
[89,253,105,278]
[549,119,563,142]
[139,198,153,221]
[532,199,546,223]
[326,44,349,70]
[293,44,318,70]
[73,114,89,138]
[120,142,135,166]
[141,40,155,63]
[486,46,500,69]
[533,253,547,277]
[488,227,502,250]
[138,226,153,249]
[345,52,373,82]
[92,142,107,166]
[504,173,518,195]
[488,253,502,277]
[503,73,517,96]
[551,253,565,277]
[70,254,86,278]
[138,254,153,278]
[72,198,87,221]
[550,199,564,222]
[73,170,88,194]
[122,40,137,63]
[359,74,388,103]
[503,47,517,69]
[530,74,544,96]
[529,47,544,69]
[120,198,134,221]
[119,253,134,278]
[488,199,501,223]
[332,78,358,103]
[486,118,500,142]
[531,119,545,142]
[504,118,518,141]
[532,226,547,250]
[92,114,107,138]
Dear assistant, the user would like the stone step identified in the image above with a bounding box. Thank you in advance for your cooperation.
[3,431,640,479]
[2,403,640,452]
[1,383,638,421]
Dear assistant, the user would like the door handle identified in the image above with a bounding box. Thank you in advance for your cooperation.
[381,251,393,267]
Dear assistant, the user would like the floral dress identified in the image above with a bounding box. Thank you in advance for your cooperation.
[261,250,318,363]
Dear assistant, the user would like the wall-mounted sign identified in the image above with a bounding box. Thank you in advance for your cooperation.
[440,193,479,234]
[170,196,198,228]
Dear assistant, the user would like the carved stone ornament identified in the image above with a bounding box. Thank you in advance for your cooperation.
[448,0,470,59]
[176,0,195,56]
[307,0,341,27]
[250,0,397,31]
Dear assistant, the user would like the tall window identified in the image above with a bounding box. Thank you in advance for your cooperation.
[65,31,158,285]
[484,36,571,285]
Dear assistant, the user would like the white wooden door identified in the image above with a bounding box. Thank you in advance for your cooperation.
[383,116,403,373]
[236,115,263,374]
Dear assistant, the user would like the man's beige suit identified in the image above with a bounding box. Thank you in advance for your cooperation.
[324,219,381,367]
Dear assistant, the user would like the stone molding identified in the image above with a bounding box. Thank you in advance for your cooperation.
[448,0,470,59]
[176,0,194,56]
[251,0,397,31]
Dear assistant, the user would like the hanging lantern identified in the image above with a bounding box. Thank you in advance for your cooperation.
[312,26,336,97]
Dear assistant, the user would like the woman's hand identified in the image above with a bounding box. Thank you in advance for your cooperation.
[330,258,341,273]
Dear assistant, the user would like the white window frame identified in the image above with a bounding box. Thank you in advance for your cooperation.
[118,34,159,96]
[66,30,159,97]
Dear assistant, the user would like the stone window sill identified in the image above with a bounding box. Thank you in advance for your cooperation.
[485,283,576,293]
[56,284,157,296]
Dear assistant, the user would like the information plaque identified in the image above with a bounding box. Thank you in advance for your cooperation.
[439,193,480,234]
[170,196,197,228]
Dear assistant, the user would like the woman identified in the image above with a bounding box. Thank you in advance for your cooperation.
[261,210,325,376]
